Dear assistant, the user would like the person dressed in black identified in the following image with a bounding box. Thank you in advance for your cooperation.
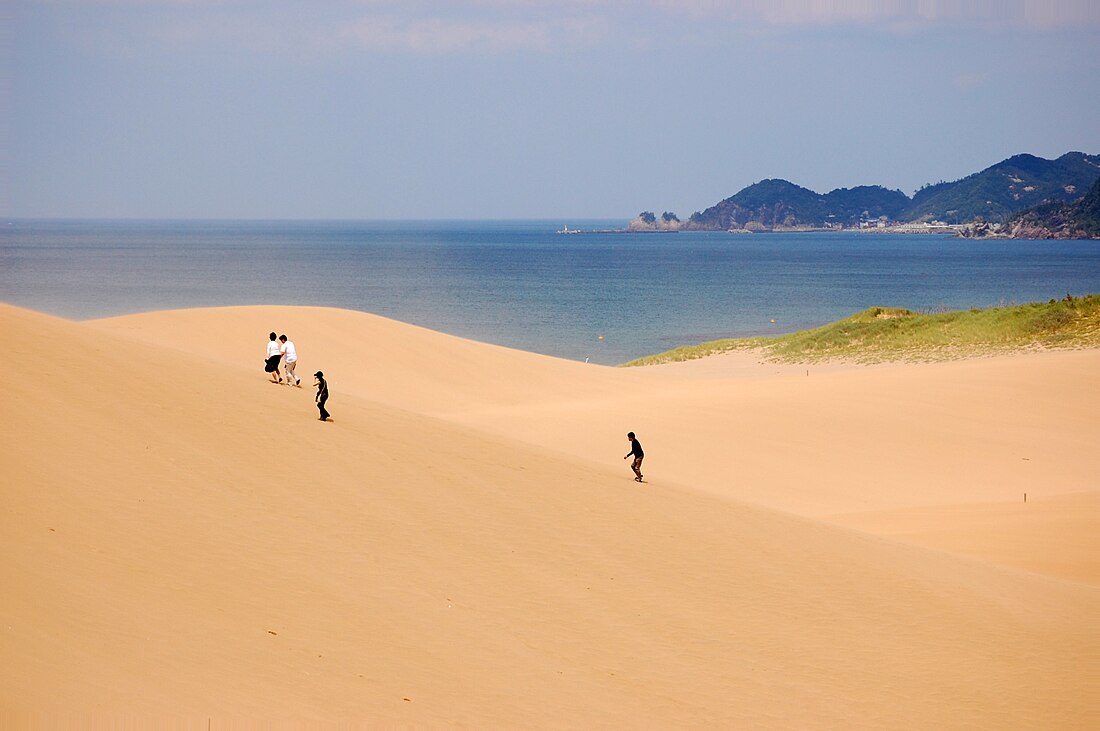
[314,371,331,421]
[624,431,644,482]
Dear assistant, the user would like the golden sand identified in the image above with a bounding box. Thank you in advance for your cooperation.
[2,303,1097,727]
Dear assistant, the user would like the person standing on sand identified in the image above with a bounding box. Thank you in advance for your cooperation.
[314,371,330,421]
[279,334,300,386]
[264,332,283,383]
[624,432,644,482]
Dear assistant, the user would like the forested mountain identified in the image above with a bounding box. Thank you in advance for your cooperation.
[823,185,911,223]
[999,174,1100,239]
[684,180,908,230]
[903,152,1100,223]
[680,152,1100,230]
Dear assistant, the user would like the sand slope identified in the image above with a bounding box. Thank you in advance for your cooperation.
[830,491,1100,584]
[94,306,1100,583]
[93,306,1100,510]
[3,303,1098,727]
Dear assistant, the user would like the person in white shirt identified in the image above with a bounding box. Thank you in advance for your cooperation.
[264,331,283,383]
[279,334,300,387]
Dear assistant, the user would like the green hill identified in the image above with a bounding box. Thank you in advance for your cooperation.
[1003,174,1100,239]
[902,152,1100,223]
[825,185,911,222]
[623,295,1100,366]
[685,180,907,230]
[679,152,1100,230]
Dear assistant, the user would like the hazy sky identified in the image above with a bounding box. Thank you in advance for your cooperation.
[4,0,1100,219]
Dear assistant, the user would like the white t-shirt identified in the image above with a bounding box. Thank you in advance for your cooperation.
[267,340,281,358]
[281,340,297,363]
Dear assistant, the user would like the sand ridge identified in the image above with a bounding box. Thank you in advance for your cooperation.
[3,303,1098,727]
[93,306,1100,568]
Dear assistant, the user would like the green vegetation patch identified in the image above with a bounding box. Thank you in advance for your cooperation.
[622,295,1100,366]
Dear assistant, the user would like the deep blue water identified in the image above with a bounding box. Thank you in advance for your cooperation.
[3,219,1100,364]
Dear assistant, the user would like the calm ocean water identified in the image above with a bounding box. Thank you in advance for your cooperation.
[3,219,1100,364]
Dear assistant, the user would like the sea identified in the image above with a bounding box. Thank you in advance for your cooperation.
[3,219,1100,365]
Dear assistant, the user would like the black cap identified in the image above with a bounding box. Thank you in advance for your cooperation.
[314,371,324,377]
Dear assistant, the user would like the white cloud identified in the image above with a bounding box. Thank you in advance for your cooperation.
[648,0,1100,30]
[338,14,608,54]
[36,0,613,56]
[340,17,547,54]
[30,0,1099,61]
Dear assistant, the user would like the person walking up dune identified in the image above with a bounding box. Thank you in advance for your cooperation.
[279,334,300,387]
[264,331,283,383]
[624,431,644,482]
[314,371,331,421]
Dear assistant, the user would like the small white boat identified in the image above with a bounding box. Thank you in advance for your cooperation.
[556,225,582,234]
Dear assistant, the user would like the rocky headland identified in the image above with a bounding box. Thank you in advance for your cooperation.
[633,152,1100,237]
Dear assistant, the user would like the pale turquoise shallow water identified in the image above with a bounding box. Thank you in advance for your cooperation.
[3,219,1100,364]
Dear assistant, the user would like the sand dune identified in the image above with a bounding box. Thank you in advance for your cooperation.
[830,491,1100,585]
[94,306,1100,580]
[3,303,1098,727]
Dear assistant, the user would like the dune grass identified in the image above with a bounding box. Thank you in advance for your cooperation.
[623,294,1100,366]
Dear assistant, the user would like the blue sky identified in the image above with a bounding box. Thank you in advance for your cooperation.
[4,0,1099,219]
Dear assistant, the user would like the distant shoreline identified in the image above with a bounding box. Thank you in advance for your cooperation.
[562,224,963,235]
[558,227,680,234]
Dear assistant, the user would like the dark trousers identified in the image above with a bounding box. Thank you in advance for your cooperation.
[317,394,330,420]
